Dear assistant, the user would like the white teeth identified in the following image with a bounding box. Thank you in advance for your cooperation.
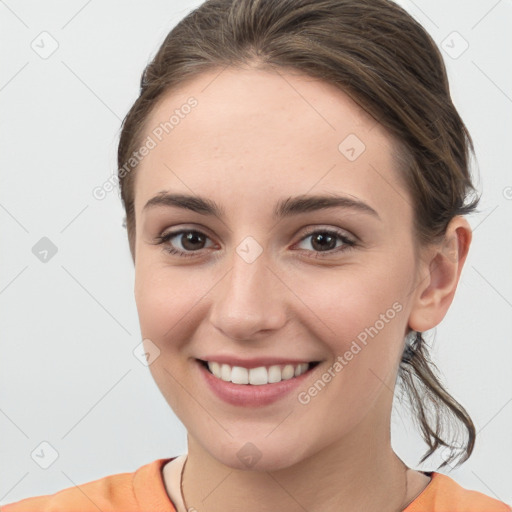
[281,364,295,380]
[210,361,221,378]
[268,365,282,383]
[206,361,311,385]
[220,363,231,382]
[249,366,268,385]
[231,366,249,384]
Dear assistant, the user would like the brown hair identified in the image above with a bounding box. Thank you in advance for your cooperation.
[117,0,479,469]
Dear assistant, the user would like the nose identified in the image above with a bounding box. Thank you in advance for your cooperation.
[208,251,288,341]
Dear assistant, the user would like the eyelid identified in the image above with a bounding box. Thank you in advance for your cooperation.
[155,223,217,244]
[299,224,356,242]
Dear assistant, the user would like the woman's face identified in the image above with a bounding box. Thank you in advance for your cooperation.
[132,67,425,470]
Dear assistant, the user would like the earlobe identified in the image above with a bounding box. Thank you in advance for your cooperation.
[408,217,472,333]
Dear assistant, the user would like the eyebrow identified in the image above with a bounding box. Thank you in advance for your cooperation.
[143,191,381,221]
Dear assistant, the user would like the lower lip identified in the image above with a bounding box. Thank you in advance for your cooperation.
[196,360,317,407]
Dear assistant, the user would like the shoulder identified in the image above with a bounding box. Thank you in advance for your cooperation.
[405,471,512,512]
[0,458,176,512]
[0,471,134,512]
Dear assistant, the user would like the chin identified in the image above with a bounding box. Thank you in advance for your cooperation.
[202,433,312,473]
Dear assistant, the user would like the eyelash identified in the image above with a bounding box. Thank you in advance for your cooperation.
[153,227,357,259]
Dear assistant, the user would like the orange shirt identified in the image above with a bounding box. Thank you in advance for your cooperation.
[1,457,510,512]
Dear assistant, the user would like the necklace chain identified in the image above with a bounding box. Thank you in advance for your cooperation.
[179,456,188,512]
[179,456,411,512]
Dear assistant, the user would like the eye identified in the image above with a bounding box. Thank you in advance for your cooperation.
[153,227,357,258]
[294,228,356,258]
[153,229,215,258]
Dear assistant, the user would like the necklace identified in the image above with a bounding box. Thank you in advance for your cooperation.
[179,456,411,512]
[179,456,189,512]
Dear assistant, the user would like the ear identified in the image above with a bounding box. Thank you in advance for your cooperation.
[408,216,472,332]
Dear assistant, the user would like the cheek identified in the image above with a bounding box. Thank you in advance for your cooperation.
[134,264,206,417]
[134,264,204,348]
[291,264,409,401]
[288,276,408,447]
[293,261,407,345]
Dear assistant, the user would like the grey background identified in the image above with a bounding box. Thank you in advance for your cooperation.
[1,0,511,506]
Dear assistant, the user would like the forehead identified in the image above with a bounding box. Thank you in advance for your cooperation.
[133,66,408,223]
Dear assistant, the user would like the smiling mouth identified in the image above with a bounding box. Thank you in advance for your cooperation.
[197,359,321,385]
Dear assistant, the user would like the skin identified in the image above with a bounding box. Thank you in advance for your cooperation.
[132,66,472,512]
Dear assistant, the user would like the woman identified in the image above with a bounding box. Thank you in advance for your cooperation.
[2,0,510,510]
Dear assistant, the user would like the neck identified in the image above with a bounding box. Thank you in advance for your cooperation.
[181,410,410,512]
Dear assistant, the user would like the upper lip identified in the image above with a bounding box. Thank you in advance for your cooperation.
[197,356,319,369]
